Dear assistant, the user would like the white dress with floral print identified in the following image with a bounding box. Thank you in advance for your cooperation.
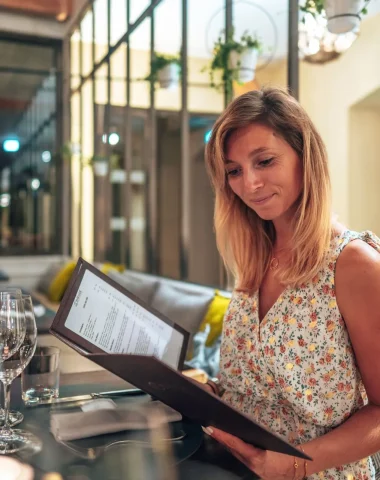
[219,230,380,480]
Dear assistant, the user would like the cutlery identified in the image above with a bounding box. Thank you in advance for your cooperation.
[26,388,146,406]
[59,430,187,460]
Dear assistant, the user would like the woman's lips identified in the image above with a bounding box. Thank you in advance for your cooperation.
[251,194,275,205]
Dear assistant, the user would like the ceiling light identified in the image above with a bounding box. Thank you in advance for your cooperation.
[3,139,19,153]
[109,133,120,146]
[30,179,40,191]
[42,151,51,163]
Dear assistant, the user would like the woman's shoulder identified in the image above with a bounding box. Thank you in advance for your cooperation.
[335,229,380,303]
[336,231,380,273]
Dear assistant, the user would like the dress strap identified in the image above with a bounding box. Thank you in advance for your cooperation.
[334,230,380,256]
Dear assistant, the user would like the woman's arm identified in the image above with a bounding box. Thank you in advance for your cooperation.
[303,239,380,475]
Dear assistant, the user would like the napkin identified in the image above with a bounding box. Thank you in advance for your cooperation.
[50,400,182,441]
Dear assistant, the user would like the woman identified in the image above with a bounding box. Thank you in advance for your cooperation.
[202,87,380,479]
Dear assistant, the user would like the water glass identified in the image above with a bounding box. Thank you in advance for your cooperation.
[22,346,60,405]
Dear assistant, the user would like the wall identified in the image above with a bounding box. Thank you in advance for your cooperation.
[300,13,380,231]
[348,107,380,234]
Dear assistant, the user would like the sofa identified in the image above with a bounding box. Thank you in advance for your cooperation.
[26,260,231,376]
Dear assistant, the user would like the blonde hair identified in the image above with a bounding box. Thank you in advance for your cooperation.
[205,87,332,292]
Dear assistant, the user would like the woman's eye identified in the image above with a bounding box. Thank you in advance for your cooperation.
[226,168,240,177]
[258,158,274,167]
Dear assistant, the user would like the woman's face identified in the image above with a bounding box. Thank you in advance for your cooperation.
[225,123,303,222]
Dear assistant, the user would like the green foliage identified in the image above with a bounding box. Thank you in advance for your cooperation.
[204,29,262,99]
[145,52,181,84]
[90,155,108,164]
[300,0,370,19]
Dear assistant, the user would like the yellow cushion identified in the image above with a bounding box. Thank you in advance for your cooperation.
[198,291,231,346]
[100,263,125,275]
[47,262,77,302]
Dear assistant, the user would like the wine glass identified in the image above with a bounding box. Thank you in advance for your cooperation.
[0,294,41,454]
[0,289,25,427]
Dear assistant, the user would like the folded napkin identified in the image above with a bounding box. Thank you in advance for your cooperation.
[50,401,182,441]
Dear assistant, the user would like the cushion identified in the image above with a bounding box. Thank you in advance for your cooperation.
[99,263,125,275]
[151,282,214,335]
[107,271,159,305]
[47,262,77,302]
[198,291,230,347]
[37,260,68,295]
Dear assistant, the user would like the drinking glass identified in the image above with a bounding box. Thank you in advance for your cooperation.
[22,346,60,405]
[0,294,41,454]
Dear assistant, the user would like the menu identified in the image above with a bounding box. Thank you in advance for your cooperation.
[50,259,188,370]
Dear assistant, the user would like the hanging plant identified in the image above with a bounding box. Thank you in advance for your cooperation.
[145,53,181,89]
[90,155,109,177]
[204,29,263,99]
[300,0,370,34]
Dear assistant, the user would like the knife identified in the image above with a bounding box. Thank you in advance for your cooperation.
[26,388,147,407]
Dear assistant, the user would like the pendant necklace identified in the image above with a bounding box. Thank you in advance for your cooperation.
[269,257,279,270]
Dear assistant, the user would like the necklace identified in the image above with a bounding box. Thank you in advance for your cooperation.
[270,257,279,270]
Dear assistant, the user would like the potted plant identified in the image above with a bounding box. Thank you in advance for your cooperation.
[90,155,109,177]
[205,30,262,98]
[145,53,181,89]
[300,0,370,34]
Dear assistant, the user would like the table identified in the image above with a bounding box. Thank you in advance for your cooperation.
[9,370,256,480]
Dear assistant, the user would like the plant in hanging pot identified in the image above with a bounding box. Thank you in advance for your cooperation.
[300,0,370,34]
[145,53,181,90]
[90,155,109,177]
[205,30,262,98]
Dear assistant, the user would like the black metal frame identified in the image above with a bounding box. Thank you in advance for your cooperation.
[66,0,300,285]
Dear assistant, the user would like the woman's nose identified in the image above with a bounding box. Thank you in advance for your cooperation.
[243,169,264,191]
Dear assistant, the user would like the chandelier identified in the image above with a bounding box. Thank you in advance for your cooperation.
[299,12,359,64]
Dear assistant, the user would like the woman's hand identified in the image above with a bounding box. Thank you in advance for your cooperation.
[202,426,297,480]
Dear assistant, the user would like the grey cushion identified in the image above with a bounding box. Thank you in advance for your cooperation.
[107,271,159,305]
[151,282,214,334]
[36,260,67,295]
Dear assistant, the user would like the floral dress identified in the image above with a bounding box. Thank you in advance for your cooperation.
[219,230,380,479]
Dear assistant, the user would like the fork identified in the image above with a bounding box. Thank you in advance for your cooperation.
[59,430,187,460]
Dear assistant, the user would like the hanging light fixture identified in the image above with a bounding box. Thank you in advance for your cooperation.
[299,11,359,64]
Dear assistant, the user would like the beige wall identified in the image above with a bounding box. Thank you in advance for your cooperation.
[348,107,380,234]
[300,13,380,232]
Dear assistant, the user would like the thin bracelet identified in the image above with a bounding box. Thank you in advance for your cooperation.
[293,456,300,480]
[299,446,308,479]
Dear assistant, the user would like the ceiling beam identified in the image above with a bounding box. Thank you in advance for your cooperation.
[0,0,72,21]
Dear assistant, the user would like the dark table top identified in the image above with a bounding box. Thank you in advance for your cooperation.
[8,371,255,480]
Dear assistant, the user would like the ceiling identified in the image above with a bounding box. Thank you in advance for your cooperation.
[0,0,72,21]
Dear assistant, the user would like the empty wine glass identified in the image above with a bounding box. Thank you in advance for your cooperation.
[0,294,41,454]
[0,289,25,427]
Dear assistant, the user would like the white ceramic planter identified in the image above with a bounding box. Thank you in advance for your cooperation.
[93,161,109,177]
[325,0,362,34]
[229,47,259,83]
[158,62,180,89]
